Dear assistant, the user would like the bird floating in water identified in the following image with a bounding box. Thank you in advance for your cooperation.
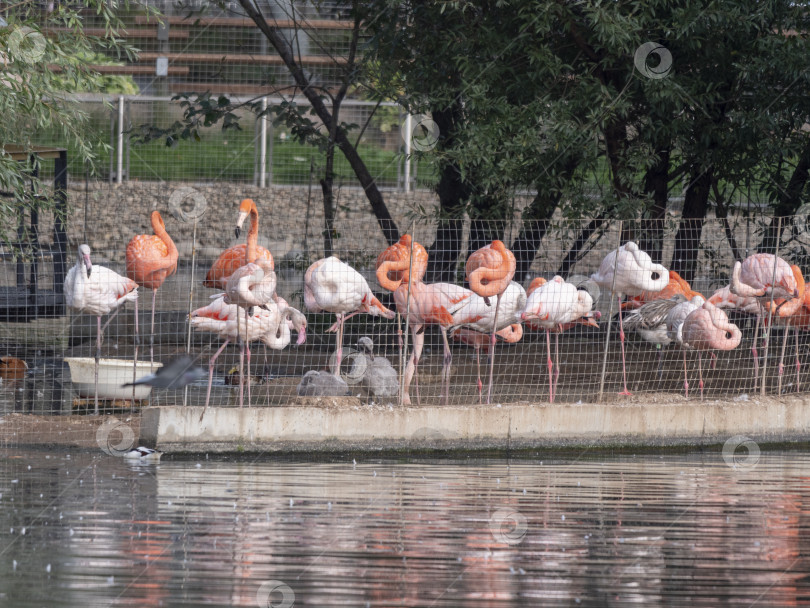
[122,355,206,390]
[123,447,163,463]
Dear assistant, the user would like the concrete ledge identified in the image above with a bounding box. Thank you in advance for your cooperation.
[139,394,810,453]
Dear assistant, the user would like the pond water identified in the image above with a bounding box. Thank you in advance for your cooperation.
[0,447,808,607]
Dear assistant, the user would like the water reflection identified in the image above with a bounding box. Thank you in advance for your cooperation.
[1,450,809,606]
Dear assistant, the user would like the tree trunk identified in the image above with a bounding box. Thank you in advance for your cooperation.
[237,0,399,245]
[637,146,671,265]
[669,168,713,282]
[758,139,810,253]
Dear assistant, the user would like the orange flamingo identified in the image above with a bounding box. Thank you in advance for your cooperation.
[681,300,742,399]
[623,270,703,310]
[376,235,472,405]
[773,265,806,393]
[590,242,669,396]
[126,210,179,388]
[465,240,516,404]
[730,253,800,392]
[203,199,274,289]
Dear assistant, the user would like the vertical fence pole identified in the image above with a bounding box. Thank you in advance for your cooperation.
[259,97,268,188]
[399,222,416,406]
[117,95,125,184]
[761,215,783,396]
[403,113,412,194]
[597,221,623,402]
[183,218,199,408]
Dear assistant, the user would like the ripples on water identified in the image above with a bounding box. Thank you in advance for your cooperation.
[0,448,808,607]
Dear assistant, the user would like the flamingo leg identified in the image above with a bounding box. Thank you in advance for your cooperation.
[95,315,101,415]
[778,324,789,395]
[617,294,632,396]
[698,351,704,400]
[553,332,561,401]
[333,314,344,377]
[486,294,502,405]
[545,329,554,404]
[200,339,230,422]
[710,352,717,371]
[245,306,251,407]
[752,313,761,392]
[327,310,362,332]
[150,288,157,370]
[401,325,424,406]
[440,327,452,406]
[475,346,482,405]
[238,338,245,409]
[760,317,771,394]
[796,326,801,392]
[132,297,139,410]
[683,348,689,399]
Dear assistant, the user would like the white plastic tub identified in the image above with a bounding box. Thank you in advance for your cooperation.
[64,358,163,401]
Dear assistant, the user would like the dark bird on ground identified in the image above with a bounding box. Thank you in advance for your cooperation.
[122,355,206,390]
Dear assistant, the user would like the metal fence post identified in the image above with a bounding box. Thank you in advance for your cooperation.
[403,113,412,193]
[117,95,125,184]
[597,221,623,402]
[259,97,268,188]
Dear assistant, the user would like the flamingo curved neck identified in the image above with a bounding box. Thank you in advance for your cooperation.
[246,206,259,263]
[151,211,178,260]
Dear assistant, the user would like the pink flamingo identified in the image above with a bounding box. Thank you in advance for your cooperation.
[376,235,473,405]
[681,300,742,399]
[730,254,800,392]
[204,198,274,289]
[450,281,526,403]
[305,256,394,377]
[191,297,307,419]
[590,242,669,395]
[521,276,600,403]
[126,210,179,373]
[64,244,139,414]
[466,240,516,404]
[665,295,706,398]
[452,324,523,404]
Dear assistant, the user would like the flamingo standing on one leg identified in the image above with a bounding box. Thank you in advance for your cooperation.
[449,281,526,403]
[771,266,805,394]
[191,297,307,419]
[590,242,669,396]
[521,276,600,403]
[126,210,179,401]
[665,295,707,398]
[64,244,139,414]
[305,256,395,378]
[376,235,472,405]
[622,295,687,381]
[466,240,516,404]
[681,300,742,399]
[452,324,523,404]
[204,198,274,289]
[730,253,799,392]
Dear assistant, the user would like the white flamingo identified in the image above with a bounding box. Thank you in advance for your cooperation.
[521,276,599,403]
[590,242,669,395]
[304,256,394,377]
[64,244,138,414]
[191,297,307,419]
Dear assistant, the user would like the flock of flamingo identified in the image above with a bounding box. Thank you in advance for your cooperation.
[60,198,810,413]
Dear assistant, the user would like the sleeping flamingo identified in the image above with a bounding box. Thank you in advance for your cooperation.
[466,240,516,404]
[681,300,742,399]
[623,270,703,310]
[126,210,178,397]
[665,295,707,398]
[204,198,274,289]
[191,297,307,418]
[376,235,473,405]
[65,244,139,414]
[521,276,599,403]
[730,253,799,392]
[590,242,669,395]
[305,256,394,378]
[772,266,805,394]
[622,295,687,380]
[451,324,523,404]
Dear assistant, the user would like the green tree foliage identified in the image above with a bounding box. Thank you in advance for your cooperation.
[0,1,139,250]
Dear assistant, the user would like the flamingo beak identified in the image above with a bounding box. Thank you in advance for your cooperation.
[582,316,600,328]
[83,254,92,278]
[520,312,530,321]
[296,327,307,346]
[235,210,248,239]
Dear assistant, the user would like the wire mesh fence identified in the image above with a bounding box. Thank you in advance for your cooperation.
[3,206,810,431]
